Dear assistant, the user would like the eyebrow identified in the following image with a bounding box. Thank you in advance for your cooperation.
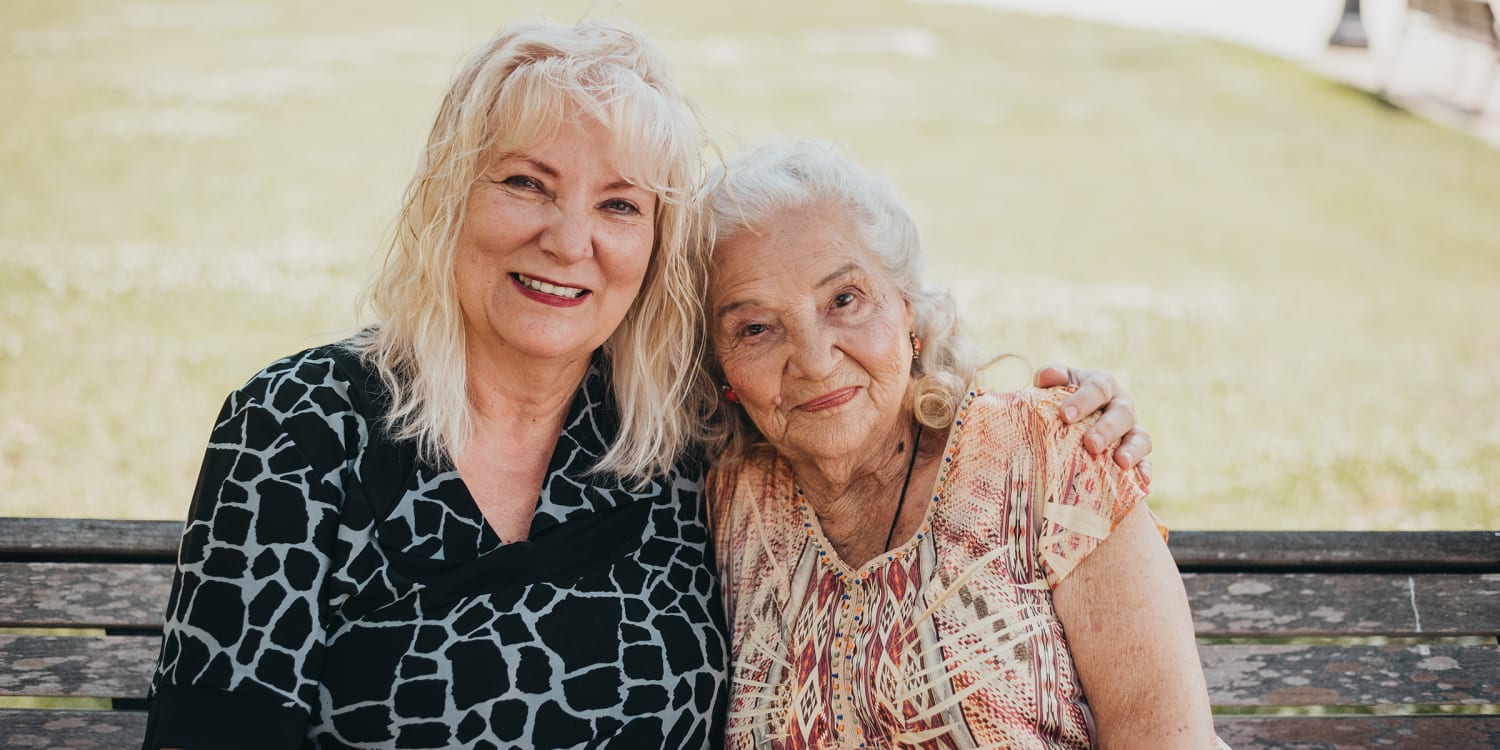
[713,263,862,320]
[816,263,860,289]
[519,157,559,179]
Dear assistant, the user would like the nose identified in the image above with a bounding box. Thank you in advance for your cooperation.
[785,319,840,382]
[537,200,593,263]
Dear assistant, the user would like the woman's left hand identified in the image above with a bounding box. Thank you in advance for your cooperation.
[1033,364,1152,481]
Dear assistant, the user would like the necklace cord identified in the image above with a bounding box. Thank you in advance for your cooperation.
[883,427,922,552]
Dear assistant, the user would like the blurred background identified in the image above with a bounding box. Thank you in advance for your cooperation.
[2,0,1497,529]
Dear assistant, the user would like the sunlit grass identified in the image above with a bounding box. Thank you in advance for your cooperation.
[2,0,1497,528]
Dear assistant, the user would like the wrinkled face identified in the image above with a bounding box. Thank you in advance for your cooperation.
[454,115,657,366]
[710,204,916,465]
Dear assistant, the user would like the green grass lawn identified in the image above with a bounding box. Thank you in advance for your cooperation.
[2,0,1497,528]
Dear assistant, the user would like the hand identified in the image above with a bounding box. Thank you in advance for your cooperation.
[1033,364,1152,482]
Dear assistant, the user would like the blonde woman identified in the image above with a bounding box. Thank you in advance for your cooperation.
[143,22,723,749]
[143,21,1150,750]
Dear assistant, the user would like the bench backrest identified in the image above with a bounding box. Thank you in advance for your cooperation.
[1409,0,1500,44]
[2,519,1497,749]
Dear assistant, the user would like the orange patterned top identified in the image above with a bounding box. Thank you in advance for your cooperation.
[708,388,1153,749]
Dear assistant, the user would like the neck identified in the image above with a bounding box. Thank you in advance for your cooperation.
[792,417,919,524]
[463,335,592,428]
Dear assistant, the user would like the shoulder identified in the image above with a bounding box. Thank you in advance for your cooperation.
[961,387,1084,443]
[706,448,790,519]
[210,339,388,468]
[227,339,380,422]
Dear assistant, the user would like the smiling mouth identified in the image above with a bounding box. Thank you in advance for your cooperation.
[513,273,590,300]
[799,387,859,412]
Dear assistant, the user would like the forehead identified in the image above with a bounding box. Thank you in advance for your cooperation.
[482,103,667,192]
[711,205,888,306]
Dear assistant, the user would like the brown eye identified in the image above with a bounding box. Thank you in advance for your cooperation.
[832,292,856,307]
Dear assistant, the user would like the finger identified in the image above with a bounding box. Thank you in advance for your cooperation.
[1136,458,1153,486]
[1112,425,1152,469]
[1060,374,1118,424]
[1033,363,1073,389]
[1082,397,1135,453]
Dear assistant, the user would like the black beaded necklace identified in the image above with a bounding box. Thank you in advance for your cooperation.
[883,427,922,552]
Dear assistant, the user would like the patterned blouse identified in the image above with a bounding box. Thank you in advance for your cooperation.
[144,342,728,749]
[708,388,1151,749]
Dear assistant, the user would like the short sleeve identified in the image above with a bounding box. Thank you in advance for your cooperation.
[1028,388,1154,588]
[144,372,348,749]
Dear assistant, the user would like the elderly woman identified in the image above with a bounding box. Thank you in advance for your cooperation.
[701,142,1225,749]
[143,20,1150,750]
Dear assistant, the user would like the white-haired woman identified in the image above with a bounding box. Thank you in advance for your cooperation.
[702,141,1227,749]
[143,21,1150,750]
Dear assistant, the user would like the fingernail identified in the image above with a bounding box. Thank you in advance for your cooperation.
[1063,406,1078,422]
[1120,450,1134,466]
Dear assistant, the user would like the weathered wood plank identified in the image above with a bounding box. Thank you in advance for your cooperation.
[1170,531,1500,572]
[0,563,172,629]
[0,709,147,749]
[1201,643,1500,706]
[1184,572,1500,637]
[1213,714,1500,750]
[2,521,1495,570]
[0,518,181,562]
[0,635,157,699]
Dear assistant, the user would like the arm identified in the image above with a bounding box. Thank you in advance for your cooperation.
[1052,506,1218,749]
[1033,364,1152,480]
[145,368,347,749]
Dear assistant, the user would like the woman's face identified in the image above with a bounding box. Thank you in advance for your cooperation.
[455,116,657,367]
[710,204,916,466]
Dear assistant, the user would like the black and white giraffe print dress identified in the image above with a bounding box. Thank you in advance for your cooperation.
[142,342,729,749]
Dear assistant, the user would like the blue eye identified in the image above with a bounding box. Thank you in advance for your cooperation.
[602,199,640,215]
[502,175,541,190]
[740,323,768,338]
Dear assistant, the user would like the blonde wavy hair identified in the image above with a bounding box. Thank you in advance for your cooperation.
[351,21,710,481]
[695,140,981,462]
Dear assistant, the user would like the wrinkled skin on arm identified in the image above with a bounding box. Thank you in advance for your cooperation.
[1052,506,1219,749]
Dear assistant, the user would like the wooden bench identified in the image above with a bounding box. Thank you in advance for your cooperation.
[2,518,1496,749]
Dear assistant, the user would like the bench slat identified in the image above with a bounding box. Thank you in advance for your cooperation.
[1170,531,1500,572]
[0,709,147,749]
[5,638,1492,707]
[0,713,1490,750]
[1201,643,1500,706]
[3,521,1494,571]
[0,635,156,699]
[0,518,181,561]
[0,712,1496,750]
[1213,714,1500,750]
[2,568,1495,637]
[0,562,173,629]
[1184,572,1500,637]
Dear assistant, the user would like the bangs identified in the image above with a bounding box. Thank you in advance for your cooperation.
[478,58,695,205]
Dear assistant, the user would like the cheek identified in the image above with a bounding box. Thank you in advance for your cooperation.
[858,319,912,386]
[605,229,656,288]
[718,348,780,408]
